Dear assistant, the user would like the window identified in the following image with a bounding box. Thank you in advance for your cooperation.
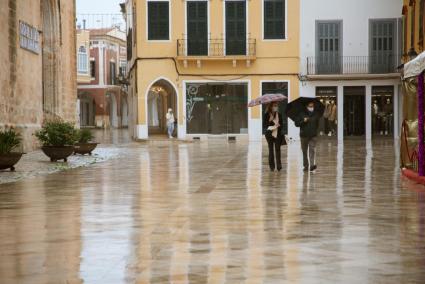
[77,46,88,74]
[90,60,96,78]
[147,1,170,40]
[186,83,248,134]
[109,62,116,85]
[264,0,286,40]
[119,60,127,77]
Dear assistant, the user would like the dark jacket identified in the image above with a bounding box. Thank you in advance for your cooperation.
[295,110,320,138]
[263,112,283,138]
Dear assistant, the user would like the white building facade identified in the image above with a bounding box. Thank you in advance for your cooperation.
[296,0,403,141]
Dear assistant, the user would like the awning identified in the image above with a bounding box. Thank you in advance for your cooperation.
[404,51,425,79]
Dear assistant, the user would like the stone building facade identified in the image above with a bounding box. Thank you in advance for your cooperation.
[77,28,129,129]
[0,0,77,151]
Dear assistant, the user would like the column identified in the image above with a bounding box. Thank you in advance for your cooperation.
[365,85,372,140]
[337,85,344,142]
[393,84,399,139]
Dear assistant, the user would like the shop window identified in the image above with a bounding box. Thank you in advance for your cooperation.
[147,1,170,40]
[372,86,394,136]
[263,0,286,40]
[316,87,338,138]
[186,83,248,134]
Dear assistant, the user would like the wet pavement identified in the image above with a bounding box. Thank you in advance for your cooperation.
[1,137,425,283]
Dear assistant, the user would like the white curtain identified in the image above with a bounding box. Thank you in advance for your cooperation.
[148,91,160,127]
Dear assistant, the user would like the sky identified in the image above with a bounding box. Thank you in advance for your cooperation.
[76,0,125,29]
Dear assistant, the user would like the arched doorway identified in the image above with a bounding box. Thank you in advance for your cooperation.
[41,0,60,116]
[147,79,178,136]
[79,93,95,127]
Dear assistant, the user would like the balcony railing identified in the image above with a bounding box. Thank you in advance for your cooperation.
[306,55,401,75]
[177,38,256,58]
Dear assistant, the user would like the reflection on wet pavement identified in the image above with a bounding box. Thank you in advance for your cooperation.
[1,138,425,283]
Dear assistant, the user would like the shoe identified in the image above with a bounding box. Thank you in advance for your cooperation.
[310,165,317,172]
[277,167,282,172]
[303,167,309,172]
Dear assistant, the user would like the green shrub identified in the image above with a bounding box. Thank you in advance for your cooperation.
[0,129,22,154]
[78,129,94,143]
[35,120,78,146]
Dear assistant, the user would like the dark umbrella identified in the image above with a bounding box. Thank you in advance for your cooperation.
[286,97,325,122]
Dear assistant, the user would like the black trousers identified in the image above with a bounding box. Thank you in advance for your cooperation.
[266,135,282,170]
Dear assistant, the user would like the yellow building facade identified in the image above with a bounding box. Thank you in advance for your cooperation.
[402,0,425,60]
[125,0,300,140]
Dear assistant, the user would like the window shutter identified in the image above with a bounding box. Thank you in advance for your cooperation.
[148,2,169,40]
[264,0,285,39]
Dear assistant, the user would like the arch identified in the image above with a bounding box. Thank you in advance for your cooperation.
[41,0,61,117]
[78,92,95,127]
[145,77,179,137]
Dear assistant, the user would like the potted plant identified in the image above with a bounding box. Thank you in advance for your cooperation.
[0,128,24,171]
[74,129,98,155]
[35,119,78,162]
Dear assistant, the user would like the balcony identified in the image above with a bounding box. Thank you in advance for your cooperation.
[306,55,401,79]
[176,38,256,66]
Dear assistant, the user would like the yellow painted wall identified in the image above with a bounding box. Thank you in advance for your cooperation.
[133,0,300,126]
[403,0,425,58]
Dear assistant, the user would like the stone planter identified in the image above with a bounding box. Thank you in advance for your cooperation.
[41,146,74,162]
[0,153,24,171]
[74,143,98,156]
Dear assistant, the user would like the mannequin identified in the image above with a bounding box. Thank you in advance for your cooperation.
[323,99,332,135]
[383,98,393,135]
[319,98,325,135]
[372,100,379,133]
[328,100,337,136]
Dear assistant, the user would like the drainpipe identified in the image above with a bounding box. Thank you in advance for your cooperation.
[418,71,424,176]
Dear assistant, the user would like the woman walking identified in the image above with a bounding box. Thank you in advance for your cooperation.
[263,102,283,172]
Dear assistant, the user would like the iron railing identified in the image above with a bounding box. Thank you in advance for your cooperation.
[177,38,256,57]
[306,55,401,75]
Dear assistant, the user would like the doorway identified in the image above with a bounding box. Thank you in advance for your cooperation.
[147,79,178,136]
[316,87,338,138]
[344,87,365,136]
[261,82,288,135]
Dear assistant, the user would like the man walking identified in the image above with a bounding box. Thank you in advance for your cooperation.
[295,102,320,172]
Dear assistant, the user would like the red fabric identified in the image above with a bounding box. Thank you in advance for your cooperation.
[402,168,425,187]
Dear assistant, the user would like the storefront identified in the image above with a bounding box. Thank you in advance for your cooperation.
[316,87,338,138]
[372,86,394,137]
[185,82,248,135]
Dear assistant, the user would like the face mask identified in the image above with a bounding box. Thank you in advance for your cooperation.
[272,106,279,112]
[307,107,314,112]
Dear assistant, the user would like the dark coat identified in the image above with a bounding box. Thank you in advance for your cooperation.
[295,110,320,138]
[263,112,284,138]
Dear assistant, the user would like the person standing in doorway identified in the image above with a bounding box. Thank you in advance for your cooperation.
[166,108,175,139]
[295,102,320,172]
[263,102,283,172]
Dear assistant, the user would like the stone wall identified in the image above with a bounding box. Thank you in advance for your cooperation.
[0,0,77,152]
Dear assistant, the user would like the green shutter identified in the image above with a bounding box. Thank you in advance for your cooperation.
[148,2,169,40]
[187,1,208,55]
[226,1,246,55]
[264,0,285,40]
